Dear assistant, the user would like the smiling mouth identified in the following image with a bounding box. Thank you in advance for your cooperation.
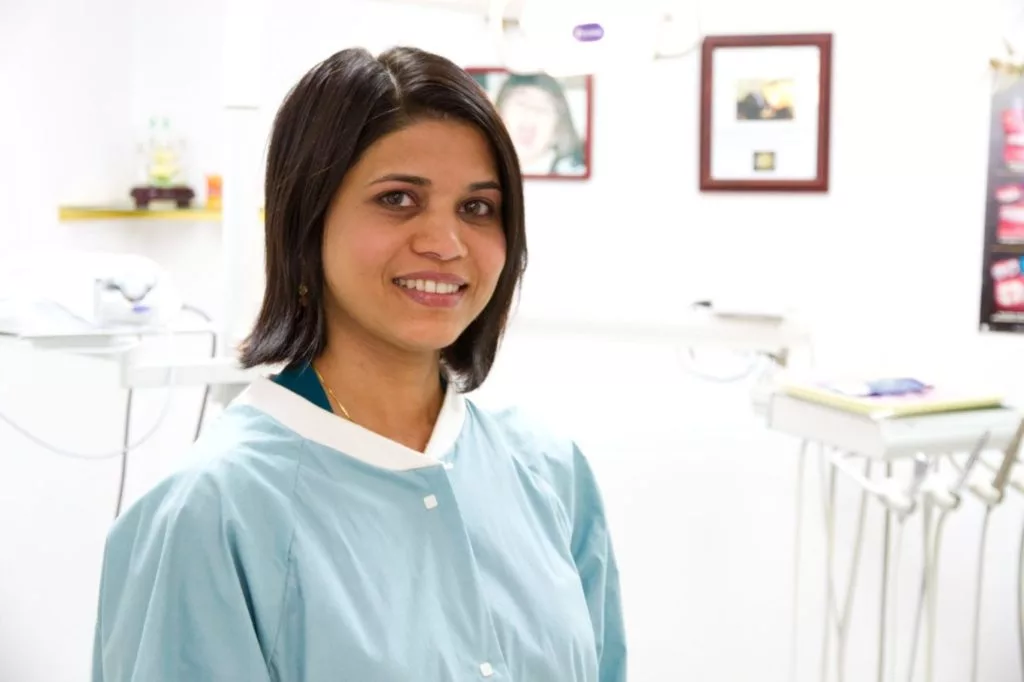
[393,277,467,295]
[392,277,468,310]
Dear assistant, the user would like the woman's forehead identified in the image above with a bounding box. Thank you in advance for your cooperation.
[344,120,498,186]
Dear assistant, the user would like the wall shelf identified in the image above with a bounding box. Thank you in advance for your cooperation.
[58,206,265,222]
[59,205,221,222]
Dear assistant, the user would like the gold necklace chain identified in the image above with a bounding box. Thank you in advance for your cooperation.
[312,364,353,421]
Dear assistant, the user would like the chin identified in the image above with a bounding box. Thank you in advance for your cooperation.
[391,323,468,355]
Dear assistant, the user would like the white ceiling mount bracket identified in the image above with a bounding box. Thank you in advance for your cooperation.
[653,2,703,61]
[367,0,703,74]
[510,0,702,76]
[486,0,511,66]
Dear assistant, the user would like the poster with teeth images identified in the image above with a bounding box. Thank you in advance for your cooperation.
[979,71,1024,332]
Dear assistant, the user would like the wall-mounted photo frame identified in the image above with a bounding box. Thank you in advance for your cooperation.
[468,68,593,181]
[699,33,833,192]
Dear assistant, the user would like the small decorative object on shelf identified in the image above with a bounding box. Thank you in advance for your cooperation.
[130,116,195,209]
[130,185,195,209]
[205,174,223,210]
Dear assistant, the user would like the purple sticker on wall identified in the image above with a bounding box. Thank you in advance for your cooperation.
[572,23,604,42]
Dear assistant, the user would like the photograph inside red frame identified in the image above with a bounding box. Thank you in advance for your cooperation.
[470,69,592,180]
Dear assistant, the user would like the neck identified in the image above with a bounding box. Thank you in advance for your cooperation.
[315,329,444,453]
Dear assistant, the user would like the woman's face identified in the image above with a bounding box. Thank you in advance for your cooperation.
[321,119,507,358]
[499,85,560,162]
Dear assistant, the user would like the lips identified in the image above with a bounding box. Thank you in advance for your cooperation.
[392,273,468,309]
[392,273,467,296]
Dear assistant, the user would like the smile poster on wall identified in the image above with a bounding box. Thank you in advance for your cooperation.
[468,68,593,180]
[979,73,1024,333]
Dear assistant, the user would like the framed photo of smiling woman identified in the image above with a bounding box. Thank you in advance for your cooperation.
[468,68,593,180]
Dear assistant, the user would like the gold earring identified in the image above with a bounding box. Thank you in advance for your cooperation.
[298,284,309,306]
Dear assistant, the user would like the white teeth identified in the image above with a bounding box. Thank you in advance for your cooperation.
[395,278,462,295]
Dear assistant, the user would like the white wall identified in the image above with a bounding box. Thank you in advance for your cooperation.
[1,0,1023,681]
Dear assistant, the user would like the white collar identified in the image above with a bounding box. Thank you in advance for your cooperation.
[234,378,466,471]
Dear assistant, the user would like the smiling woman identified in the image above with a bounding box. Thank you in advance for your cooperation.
[89,46,627,682]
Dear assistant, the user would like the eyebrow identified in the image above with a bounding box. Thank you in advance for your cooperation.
[368,174,501,192]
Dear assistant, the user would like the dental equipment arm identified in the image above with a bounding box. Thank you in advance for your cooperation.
[825,449,928,517]
[967,418,1024,504]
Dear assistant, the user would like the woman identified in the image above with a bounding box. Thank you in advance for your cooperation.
[494,73,586,176]
[91,46,626,681]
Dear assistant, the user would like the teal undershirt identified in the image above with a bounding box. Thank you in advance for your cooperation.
[271,362,332,413]
[271,361,450,415]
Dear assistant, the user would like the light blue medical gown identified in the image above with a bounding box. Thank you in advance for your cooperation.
[91,368,627,681]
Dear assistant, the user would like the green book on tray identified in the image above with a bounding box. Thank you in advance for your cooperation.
[781,377,1005,417]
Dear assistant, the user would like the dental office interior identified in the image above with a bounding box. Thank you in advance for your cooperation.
[3,0,1024,680]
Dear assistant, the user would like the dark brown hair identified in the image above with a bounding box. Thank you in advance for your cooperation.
[239,46,527,392]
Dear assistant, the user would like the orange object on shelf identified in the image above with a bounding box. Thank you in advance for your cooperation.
[206,174,223,210]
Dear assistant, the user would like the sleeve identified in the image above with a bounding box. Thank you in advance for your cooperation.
[91,481,280,682]
[569,444,628,682]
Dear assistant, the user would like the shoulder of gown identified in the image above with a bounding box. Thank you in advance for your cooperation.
[106,401,302,564]
[464,400,599,523]
[467,399,577,462]
[93,404,305,681]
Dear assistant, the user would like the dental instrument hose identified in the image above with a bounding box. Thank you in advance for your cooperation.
[818,452,871,682]
[782,337,816,682]
[878,463,892,682]
[0,369,175,461]
[905,445,984,682]
[788,439,808,682]
[181,303,217,442]
[904,507,948,682]
[821,460,837,682]
[888,516,907,682]
[114,389,135,518]
[837,466,870,682]
[113,305,215,518]
[970,506,993,682]
[1018,516,1024,676]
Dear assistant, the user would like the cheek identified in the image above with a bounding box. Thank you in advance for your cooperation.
[322,223,394,291]
[470,228,508,289]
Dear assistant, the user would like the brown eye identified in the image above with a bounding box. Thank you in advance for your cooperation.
[378,191,415,208]
[462,199,494,217]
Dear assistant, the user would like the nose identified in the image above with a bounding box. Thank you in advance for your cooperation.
[410,211,468,262]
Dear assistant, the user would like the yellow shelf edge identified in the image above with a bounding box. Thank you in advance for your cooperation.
[58,206,265,222]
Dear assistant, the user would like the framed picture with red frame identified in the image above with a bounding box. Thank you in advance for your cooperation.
[699,33,833,192]
[467,68,593,181]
